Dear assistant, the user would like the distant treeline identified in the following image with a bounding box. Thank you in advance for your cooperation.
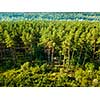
[0,12,100,21]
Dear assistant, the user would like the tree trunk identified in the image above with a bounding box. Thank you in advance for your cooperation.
[63,55,66,67]
[93,39,96,62]
[71,50,74,65]
[0,47,2,65]
[68,47,71,66]
[11,47,16,66]
[78,46,83,65]
[59,51,62,65]
[48,48,50,64]
[82,52,87,66]
[51,48,54,64]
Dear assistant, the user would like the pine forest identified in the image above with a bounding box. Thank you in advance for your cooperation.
[0,12,100,87]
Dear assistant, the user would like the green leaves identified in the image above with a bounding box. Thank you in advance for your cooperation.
[1,20,100,87]
[0,25,3,32]
[21,31,33,46]
[4,30,14,47]
[1,62,100,87]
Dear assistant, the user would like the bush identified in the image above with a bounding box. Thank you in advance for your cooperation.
[21,62,31,71]
[1,63,100,87]
[85,62,95,70]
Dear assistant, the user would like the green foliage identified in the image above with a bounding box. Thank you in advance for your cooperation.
[0,20,100,87]
[0,62,100,87]
[85,62,95,70]
[0,20,100,67]
[21,62,31,71]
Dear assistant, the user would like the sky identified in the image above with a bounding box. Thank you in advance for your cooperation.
[0,0,99,12]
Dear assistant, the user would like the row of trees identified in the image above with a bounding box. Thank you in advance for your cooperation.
[0,20,100,70]
[0,12,100,21]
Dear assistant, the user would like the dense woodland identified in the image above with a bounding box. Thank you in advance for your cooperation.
[0,20,100,86]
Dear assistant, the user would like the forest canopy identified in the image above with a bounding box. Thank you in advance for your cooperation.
[0,20,100,87]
